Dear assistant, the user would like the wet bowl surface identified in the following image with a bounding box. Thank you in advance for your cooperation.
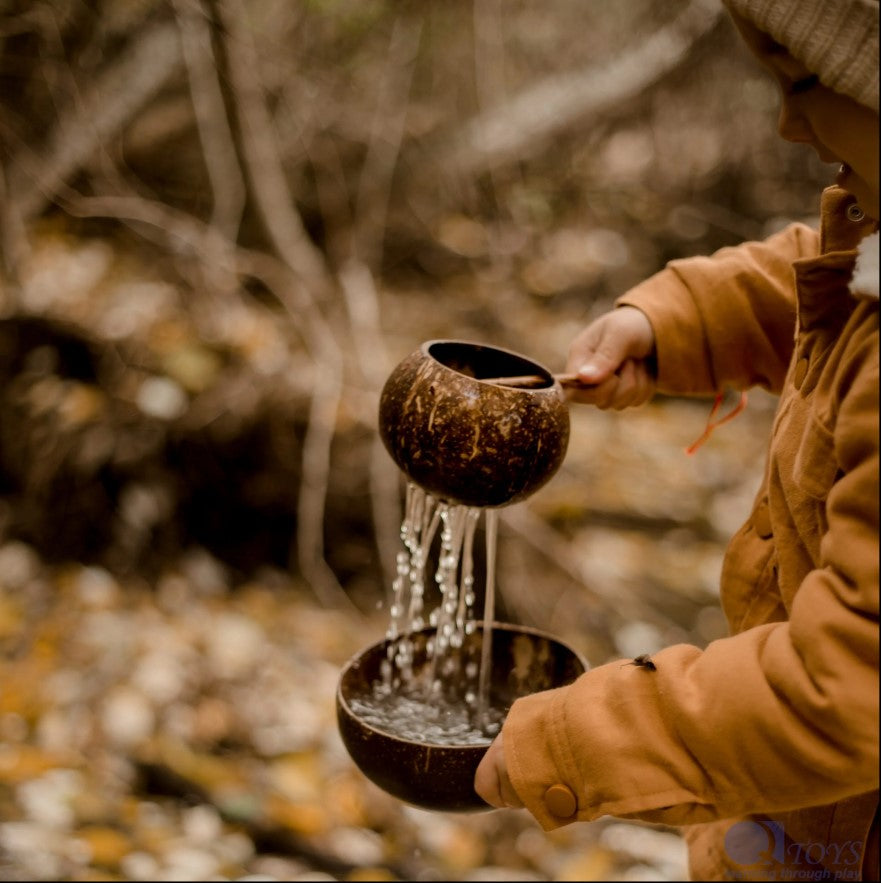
[336,623,587,813]
[378,340,570,508]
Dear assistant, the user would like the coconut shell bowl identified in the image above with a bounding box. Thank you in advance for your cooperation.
[336,623,588,812]
[378,340,571,508]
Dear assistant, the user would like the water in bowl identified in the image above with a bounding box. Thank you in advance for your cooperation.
[348,686,504,745]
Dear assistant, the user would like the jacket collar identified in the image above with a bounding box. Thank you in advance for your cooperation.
[814,186,878,301]
[818,186,876,254]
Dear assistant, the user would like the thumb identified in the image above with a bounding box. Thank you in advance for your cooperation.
[574,338,629,384]
[568,307,655,384]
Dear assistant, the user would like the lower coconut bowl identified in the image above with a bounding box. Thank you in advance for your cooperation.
[336,622,588,812]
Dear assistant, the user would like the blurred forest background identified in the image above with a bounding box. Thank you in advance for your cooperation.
[0,0,832,880]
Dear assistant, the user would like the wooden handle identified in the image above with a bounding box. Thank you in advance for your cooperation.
[480,372,592,388]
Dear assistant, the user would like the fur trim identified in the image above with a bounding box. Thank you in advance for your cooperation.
[850,231,880,299]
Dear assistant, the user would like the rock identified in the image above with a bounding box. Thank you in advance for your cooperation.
[180,804,223,844]
[599,822,688,880]
[156,844,221,881]
[135,376,188,420]
[203,612,265,680]
[462,868,543,882]
[119,850,160,881]
[0,541,42,590]
[100,686,155,748]
[17,768,83,828]
[551,846,617,881]
[319,825,386,867]
[73,567,120,608]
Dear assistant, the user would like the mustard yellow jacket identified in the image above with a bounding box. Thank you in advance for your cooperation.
[503,186,879,880]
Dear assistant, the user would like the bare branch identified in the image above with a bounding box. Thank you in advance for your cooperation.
[338,259,402,595]
[0,159,27,309]
[443,0,723,177]
[472,0,513,212]
[171,0,246,242]
[216,0,360,607]
[351,16,423,267]
[326,20,423,593]
[6,18,184,222]
[217,0,330,294]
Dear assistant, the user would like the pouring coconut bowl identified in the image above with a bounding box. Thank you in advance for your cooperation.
[378,340,571,508]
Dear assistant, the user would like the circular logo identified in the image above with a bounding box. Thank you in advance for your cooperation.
[724,820,779,866]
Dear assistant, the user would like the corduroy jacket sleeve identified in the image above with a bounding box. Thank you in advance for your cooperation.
[502,336,878,830]
[500,219,879,833]
[616,222,820,396]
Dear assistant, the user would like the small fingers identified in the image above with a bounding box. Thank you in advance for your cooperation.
[609,359,655,410]
[566,359,655,410]
[499,778,525,809]
[565,373,620,408]
[474,742,505,808]
[474,736,524,810]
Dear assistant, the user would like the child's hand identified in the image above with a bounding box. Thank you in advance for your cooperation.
[565,306,657,409]
[474,733,524,809]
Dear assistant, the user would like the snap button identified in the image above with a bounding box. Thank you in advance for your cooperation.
[753,501,773,539]
[544,784,577,818]
[846,203,865,222]
[793,357,809,389]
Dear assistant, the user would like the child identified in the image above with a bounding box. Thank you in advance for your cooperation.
[474,1,879,880]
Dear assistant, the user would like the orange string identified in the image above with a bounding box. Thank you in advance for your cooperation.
[685,390,748,455]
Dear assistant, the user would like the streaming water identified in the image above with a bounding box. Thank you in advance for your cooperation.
[369,482,502,744]
[477,508,497,731]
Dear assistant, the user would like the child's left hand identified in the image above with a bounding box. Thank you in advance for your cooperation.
[474,733,525,809]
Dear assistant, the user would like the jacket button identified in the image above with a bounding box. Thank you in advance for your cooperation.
[753,501,773,539]
[544,784,577,818]
[793,357,809,389]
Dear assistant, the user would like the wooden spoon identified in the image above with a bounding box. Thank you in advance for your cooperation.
[479,372,591,388]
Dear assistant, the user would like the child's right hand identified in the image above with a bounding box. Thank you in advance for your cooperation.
[565,305,657,409]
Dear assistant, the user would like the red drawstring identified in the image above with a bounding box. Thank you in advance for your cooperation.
[685,390,748,455]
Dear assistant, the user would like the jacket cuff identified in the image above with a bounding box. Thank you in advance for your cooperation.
[503,685,578,830]
[502,652,715,830]
[616,269,716,396]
